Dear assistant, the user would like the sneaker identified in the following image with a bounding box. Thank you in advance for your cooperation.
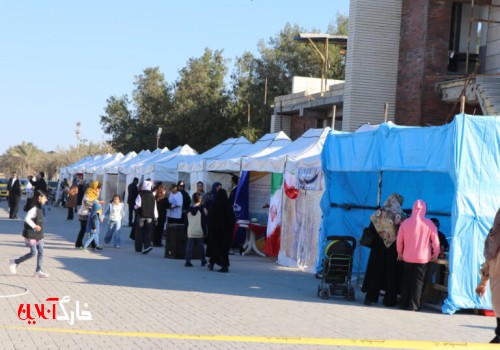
[184,262,193,267]
[104,243,111,247]
[142,247,153,255]
[34,271,49,278]
[9,259,17,274]
[95,246,104,251]
[115,245,121,249]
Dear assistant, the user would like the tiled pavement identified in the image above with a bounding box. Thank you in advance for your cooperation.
[0,199,496,349]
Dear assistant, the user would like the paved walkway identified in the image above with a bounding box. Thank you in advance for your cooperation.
[0,199,497,349]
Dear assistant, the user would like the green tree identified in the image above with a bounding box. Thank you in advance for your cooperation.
[1,142,43,178]
[171,48,238,151]
[100,67,173,153]
[230,16,348,138]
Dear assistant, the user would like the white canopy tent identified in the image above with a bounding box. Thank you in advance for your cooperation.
[241,128,330,173]
[203,132,292,193]
[178,136,251,194]
[152,145,198,185]
[239,128,330,258]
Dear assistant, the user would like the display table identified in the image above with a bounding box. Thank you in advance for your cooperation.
[423,259,449,305]
[240,223,266,257]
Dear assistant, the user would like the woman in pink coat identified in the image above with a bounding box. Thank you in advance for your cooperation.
[476,208,500,343]
[396,199,440,311]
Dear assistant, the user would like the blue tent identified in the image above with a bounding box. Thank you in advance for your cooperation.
[319,114,500,314]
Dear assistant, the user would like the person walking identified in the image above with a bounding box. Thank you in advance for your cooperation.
[476,208,500,343]
[134,180,158,254]
[185,192,207,267]
[82,200,104,251]
[103,194,125,248]
[127,177,139,227]
[397,199,440,311]
[66,179,78,220]
[9,190,50,278]
[75,181,102,248]
[7,171,22,219]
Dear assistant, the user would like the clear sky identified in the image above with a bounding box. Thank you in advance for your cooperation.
[0,0,349,155]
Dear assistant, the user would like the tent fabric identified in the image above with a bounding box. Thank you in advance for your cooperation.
[319,114,500,314]
[206,131,291,172]
[178,137,251,173]
[241,128,330,173]
[152,145,198,183]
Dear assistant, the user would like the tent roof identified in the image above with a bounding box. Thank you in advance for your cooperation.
[178,136,251,173]
[86,153,124,174]
[241,128,330,173]
[206,131,291,172]
[153,145,198,181]
[118,150,153,174]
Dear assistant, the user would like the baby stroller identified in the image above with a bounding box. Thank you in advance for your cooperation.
[317,235,356,301]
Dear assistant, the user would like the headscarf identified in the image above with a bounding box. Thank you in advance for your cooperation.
[370,193,405,247]
[211,182,222,196]
[142,180,153,191]
[84,181,101,216]
[85,181,100,202]
[484,208,500,261]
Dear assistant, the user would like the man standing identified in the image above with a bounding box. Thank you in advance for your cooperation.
[7,171,21,219]
[127,177,139,227]
[177,180,191,226]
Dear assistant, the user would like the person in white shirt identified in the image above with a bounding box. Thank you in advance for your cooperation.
[103,194,125,248]
[167,184,183,224]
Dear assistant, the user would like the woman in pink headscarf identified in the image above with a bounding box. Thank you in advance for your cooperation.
[476,208,500,344]
[397,199,440,311]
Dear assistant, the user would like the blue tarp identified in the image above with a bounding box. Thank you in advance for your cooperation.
[319,114,500,314]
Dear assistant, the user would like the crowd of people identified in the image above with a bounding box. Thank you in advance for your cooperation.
[5,172,500,343]
[65,177,237,273]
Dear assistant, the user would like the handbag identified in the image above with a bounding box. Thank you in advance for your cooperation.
[360,227,375,248]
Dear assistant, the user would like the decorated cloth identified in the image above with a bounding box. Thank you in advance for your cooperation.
[370,193,405,248]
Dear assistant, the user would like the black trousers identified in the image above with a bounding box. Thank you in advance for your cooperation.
[128,204,135,226]
[134,218,154,252]
[400,262,428,311]
[153,217,166,246]
[67,207,74,220]
[9,195,21,219]
[75,219,96,248]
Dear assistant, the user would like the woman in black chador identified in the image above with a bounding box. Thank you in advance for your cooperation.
[362,193,406,306]
[206,188,235,273]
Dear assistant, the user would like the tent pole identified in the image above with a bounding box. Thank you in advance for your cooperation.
[331,105,336,130]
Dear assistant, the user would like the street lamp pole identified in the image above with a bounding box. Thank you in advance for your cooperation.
[156,127,162,149]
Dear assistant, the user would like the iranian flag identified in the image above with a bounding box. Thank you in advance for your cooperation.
[264,173,283,257]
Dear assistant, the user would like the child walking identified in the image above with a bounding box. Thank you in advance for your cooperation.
[103,194,125,248]
[9,190,50,278]
[185,192,207,267]
[82,200,103,251]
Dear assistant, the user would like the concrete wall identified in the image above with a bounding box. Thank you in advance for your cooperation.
[343,0,402,131]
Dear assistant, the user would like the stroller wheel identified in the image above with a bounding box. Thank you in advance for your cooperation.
[320,286,330,299]
[347,288,356,301]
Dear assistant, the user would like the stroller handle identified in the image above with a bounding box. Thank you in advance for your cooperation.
[325,235,357,250]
